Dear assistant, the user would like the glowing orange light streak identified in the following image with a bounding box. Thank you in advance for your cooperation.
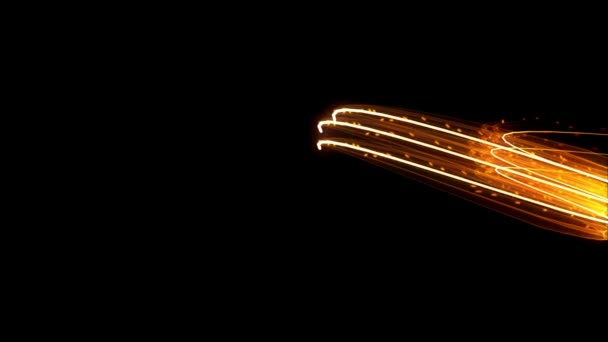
[494,168,604,217]
[500,130,608,183]
[316,140,607,225]
[317,106,608,240]
[319,120,606,206]
[490,147,607,204]
[331,108,606,183]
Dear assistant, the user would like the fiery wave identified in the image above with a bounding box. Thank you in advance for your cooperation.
[317,105,608,240]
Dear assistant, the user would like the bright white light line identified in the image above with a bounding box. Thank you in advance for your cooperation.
[317,120,608,206]
[495,168,603,217]
[330,108,608,183]
[317,140,608,225]
[489,146,606,203]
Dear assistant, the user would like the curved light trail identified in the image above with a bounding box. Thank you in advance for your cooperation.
[317,105,608,240]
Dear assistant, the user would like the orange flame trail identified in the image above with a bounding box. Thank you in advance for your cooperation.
[317,106,608,240]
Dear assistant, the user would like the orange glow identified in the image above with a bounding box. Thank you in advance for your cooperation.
[317,106,608,240]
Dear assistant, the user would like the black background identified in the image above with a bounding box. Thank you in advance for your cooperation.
[12,5,608,327]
